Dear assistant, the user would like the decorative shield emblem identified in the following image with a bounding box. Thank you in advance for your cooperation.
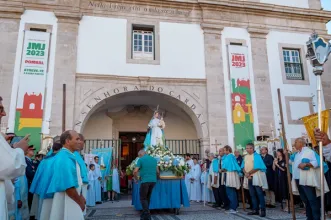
[312,35,331,65]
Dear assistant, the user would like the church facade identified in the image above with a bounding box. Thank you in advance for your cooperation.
[1,0,331,155]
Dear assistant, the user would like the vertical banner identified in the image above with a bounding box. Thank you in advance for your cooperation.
[14,31,50,152]
[228,45,255,151]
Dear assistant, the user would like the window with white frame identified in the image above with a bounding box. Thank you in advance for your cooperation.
[132,26,154,60]
[282,49,304,80]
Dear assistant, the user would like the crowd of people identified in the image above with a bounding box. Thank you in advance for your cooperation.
[183,135,331,219]
[2,93,331,220]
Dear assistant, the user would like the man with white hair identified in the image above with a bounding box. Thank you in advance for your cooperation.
[0,96,29,220]
[291,137,328,220]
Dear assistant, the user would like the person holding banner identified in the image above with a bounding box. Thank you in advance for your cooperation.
[315,128,331,162]
[241,143,268,217]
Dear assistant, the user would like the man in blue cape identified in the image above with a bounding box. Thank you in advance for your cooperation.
[76,134,89,215]
[222,145,242,214]
[45,130,85,220]
[241,143,268,217]
[30,141,62,219]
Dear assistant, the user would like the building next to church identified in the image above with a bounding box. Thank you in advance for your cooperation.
[1,0,331,163]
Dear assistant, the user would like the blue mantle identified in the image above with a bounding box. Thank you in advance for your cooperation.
[132,179,190,210]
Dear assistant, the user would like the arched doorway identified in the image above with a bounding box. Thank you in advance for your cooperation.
[79,90,203,169]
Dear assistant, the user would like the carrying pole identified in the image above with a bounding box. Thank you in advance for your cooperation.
[277,88,296,220]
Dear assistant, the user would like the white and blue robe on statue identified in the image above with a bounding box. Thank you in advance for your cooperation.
[86,170,96,207]
[93,162,102,203]
[201,170,215,203]
[185,159,194,199]
[31,150,58,220]
[112,168,120,194]
[241,152,268,190]
[0,133,27,220]
[143,117,166,149]
[45,148,84,220]
[190,164,201,202]
[223,154,241,189]
[74,151,88,215]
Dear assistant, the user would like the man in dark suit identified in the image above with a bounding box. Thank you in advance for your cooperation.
[260,147,275,208]
[25,145,36,217]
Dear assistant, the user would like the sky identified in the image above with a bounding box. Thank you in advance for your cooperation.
[321,0,331,34]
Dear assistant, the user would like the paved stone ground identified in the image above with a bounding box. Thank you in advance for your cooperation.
[85,195,311,220]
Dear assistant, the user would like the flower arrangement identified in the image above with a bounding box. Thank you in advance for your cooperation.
[126,145,189,177]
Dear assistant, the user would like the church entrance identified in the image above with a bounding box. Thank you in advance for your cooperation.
[119,132,146,170]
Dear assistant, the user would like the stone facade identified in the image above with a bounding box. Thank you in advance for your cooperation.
[1,0,331,154]
[249,29,275,137]
[49,14,80,135]
[0,9,21,129]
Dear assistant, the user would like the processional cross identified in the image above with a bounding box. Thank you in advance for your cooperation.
[211,140,222,154]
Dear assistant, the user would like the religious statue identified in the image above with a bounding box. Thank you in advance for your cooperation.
[144,109,166,149]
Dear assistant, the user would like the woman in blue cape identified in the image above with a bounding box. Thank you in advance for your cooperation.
[144,111,166,150]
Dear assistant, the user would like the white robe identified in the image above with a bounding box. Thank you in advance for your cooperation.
[0,133,26,220]
[93,163,102,202]
[201,171,215,203]
[189,164,201,202]
[86,170,96,207]
[185,159,194,198]
[208,159,220,189]
[48,162,84,220]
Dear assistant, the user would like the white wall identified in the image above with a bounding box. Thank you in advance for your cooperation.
[260,0,309,8]
[7,10,58,134]
[76,16,206,79]
[266,31,324,149]
[221,27,260,149]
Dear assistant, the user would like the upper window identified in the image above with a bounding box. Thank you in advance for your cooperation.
[282,49,304,80]
[132,26,154,60]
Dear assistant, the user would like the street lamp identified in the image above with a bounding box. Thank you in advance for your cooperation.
[306,32,331,220]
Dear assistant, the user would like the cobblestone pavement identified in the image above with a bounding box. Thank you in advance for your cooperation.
[85,195,312,220]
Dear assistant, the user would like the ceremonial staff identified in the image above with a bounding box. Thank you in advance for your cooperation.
[306,33,331,220]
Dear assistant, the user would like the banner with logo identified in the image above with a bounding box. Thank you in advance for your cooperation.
[14,31,50,152]
[302,110,330,147]
[228,45,255,151]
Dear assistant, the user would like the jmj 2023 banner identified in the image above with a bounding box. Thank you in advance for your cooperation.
[228,45,255,151]
[14,31,50,151]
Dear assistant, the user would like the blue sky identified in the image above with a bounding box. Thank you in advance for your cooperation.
[321,0,331,33]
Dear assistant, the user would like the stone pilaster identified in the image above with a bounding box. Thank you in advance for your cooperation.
[0,8,22,128]
[202,23,228,151]
[49,13,80,135]
[309,0,322,10]
[248,28,274,137]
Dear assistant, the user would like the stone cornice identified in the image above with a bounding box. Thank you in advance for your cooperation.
[76,73,207,85]
[0,6,24,19]
[247,27,269,39]
[198,0,331,22]
[54,11,82,24]
[200,23,224,35]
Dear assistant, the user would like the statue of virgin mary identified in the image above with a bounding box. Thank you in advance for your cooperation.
[144,111,166,149]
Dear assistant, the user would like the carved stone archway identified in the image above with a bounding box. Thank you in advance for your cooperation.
[73,84,209,140]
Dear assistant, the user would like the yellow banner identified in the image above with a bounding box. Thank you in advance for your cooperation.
[302,110,329,147]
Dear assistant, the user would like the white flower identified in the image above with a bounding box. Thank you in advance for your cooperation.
[179,160,185,166]
[164,164,168,167]
[165,161,168,164]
